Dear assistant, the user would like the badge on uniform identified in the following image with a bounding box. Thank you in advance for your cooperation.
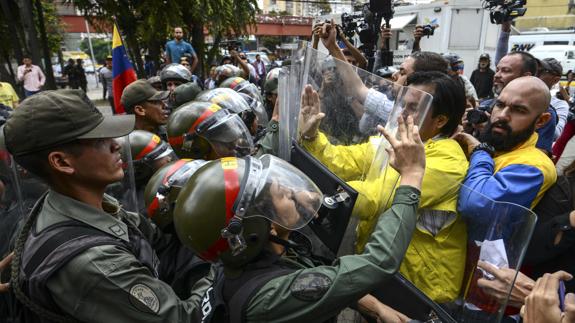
[290,272,332,301]
[129,283,160,314]
[109,224,126,237]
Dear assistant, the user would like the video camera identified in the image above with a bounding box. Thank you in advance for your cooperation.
[340,0,394,69]
[421,24,436,37]
[483,0,527,24]
[467,100,493,125]
[341,5,378,46]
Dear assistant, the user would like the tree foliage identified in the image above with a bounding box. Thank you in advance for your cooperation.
[67,0,259,77]
[80,38,111,64]
[0,0,64,86]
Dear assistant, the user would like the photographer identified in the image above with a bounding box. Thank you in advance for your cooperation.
[336,25,368,69]
[373,25,425,73]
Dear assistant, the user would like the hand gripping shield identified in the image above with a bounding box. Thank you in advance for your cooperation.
[456,184,537,322]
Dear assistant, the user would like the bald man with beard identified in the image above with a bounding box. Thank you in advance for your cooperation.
[455,76,557,228]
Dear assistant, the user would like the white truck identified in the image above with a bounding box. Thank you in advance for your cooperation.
[509,30,575,52]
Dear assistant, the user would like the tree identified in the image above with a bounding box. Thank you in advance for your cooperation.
[80,38,112,64]
[0,0,64,89]
[259,35,281,52]
[68,0,259,78]
[309,0,331,16]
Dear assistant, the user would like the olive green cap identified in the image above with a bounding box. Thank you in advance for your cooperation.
[121,79,170,111]
[4,89,135,157]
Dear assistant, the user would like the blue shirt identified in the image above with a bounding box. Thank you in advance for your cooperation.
[165,40,196,64]
[535,106,557,153]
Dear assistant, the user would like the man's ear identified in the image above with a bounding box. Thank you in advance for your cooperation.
[134,104,146,117]
[47,151,76,176]
[535,112,552,130]
[434,114,449,131]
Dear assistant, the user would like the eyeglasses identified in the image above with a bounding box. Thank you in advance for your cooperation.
[239,56,247,60]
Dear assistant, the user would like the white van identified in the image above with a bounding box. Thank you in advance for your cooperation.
[528,45,575,74]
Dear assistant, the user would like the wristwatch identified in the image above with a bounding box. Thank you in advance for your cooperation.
[472,142,495,157]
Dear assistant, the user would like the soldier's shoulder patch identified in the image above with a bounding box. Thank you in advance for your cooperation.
[129,283,160,314]
[289,272,332,301]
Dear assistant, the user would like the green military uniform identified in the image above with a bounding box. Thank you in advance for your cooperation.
[4,90,207,322]
[255,119,279,156]
[193,186,420,322]
[31,191,206,322]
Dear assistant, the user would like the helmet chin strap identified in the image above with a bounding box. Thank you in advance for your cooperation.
[268,234,305,254]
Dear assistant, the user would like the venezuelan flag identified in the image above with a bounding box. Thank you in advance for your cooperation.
[112,24,137,114]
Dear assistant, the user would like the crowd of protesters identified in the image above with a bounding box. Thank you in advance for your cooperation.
[0,21,575,323]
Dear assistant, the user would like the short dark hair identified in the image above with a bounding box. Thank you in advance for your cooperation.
[406,71,466,136]
[506,51,538,75]
[410,51,449,74]
[124,104,136,115]
[14,141,86,184]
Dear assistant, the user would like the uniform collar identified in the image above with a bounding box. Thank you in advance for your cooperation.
[45,190,130,242]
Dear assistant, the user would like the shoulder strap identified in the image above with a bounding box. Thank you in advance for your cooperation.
[227,266,294,323]
[23,223,118,276]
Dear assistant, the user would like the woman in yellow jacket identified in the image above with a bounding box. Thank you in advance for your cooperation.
[300,72,469,303]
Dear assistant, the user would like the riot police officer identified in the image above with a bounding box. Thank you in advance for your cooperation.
[5,90,209,322]
[173,115,426,322]
[172,82,202,108]
[120,129,176,216]
[144,159,211,299]
[159,63,193,93]
[166,101,254,160]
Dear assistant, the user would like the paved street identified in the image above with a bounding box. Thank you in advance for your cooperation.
[83,73,114,116]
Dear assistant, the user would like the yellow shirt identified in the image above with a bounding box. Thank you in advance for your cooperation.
[304,134,469,302]
[0,82,19,109]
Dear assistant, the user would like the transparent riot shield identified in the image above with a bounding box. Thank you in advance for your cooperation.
[106,135,139,212]
[278,42,308,162]
[360,84,434,218]
[277,67,291,161]
[456,184,537,322]
[286,44,404,183]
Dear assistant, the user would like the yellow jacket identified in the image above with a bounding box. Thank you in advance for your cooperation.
[304,134,469,303]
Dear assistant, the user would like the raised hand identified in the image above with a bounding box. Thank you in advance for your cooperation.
[298,84,325,140]
[378,115,425,189]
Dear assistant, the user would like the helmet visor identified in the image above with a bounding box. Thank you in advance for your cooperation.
[234,82,265,105]
[244,155,322,230]
[197,88,251,114]
[198,110,255,157]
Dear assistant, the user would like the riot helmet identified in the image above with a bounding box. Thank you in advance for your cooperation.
[214,64,242,86]
[220,77,271,124]
[195,88,251,115]
[122,130,176,187]
[196,88,267,133]
[148,76,163,91]
[160,63,192,92]
[173,82,202,108]
[167,101,254,160]
[264,68,280,95]
[144,159,207,230]
[173,154,322,268]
